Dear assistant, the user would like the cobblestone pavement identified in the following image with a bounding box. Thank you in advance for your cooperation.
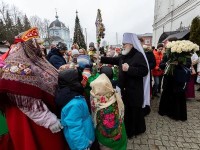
[127,89,200,150]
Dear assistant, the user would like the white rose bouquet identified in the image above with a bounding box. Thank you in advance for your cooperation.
[165,40,199,75]
[166,40,199,53]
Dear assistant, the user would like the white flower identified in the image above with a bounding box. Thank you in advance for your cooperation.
[171,46,177,53]
[10,66,19,73]
[176,47,182,53]
[185,46,189,51]
[189,44,193,51]
[166,42,172,48]
[194,44,199,51]
[171,41,176,47]
[169,40,199,53]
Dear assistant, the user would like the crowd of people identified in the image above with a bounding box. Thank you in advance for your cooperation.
[0,27,200,150]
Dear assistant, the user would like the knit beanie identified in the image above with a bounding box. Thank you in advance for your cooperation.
[71,49,79,57]
[89,42,95,47]
[100,66,113,80]
[56,42,67,50]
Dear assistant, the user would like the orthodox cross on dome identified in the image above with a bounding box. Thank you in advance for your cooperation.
[55,8,58,19]
[180,21,183,28]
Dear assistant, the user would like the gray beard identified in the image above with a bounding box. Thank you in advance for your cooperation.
[122,48,131,55]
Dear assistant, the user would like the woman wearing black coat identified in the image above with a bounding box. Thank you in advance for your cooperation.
[159,53,191,121]
[101,33,150,138]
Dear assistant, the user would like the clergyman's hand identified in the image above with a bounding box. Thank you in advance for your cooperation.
[122,63,129,71]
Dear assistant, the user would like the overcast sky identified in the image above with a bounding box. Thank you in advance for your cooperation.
[5,0,155,46]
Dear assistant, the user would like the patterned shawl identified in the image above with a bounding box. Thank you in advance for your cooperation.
[90,74,124,141]
[0,38,58,111]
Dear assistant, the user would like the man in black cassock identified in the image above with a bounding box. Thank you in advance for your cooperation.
[100,33,150,138]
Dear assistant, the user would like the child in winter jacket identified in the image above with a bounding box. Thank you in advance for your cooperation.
[55,69,95,150]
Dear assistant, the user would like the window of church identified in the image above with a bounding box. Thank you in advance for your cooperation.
[54,30,59,36]
[145,39,150,44]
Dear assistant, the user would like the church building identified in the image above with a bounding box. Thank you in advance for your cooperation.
[152,0,200,46]
[48,13,72,49]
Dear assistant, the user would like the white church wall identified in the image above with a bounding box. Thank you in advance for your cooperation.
[152,26,164,46]
[164,23,171,32]
[66,30,70,41]
[60,29,65,40]
[154,0,171,22]
[173,0,194,9]
[153,0,200,46]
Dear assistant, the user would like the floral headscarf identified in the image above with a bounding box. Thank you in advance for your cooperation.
[90,74,124,140]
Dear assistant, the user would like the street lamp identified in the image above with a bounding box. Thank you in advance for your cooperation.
[85,28,87,49]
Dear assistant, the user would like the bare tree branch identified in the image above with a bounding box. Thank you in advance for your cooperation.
[0,1,9,23]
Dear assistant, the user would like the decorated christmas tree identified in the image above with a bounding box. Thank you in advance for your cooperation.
[73,11,86,50]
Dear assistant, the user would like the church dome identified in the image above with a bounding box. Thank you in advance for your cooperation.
[49,15,66,28]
